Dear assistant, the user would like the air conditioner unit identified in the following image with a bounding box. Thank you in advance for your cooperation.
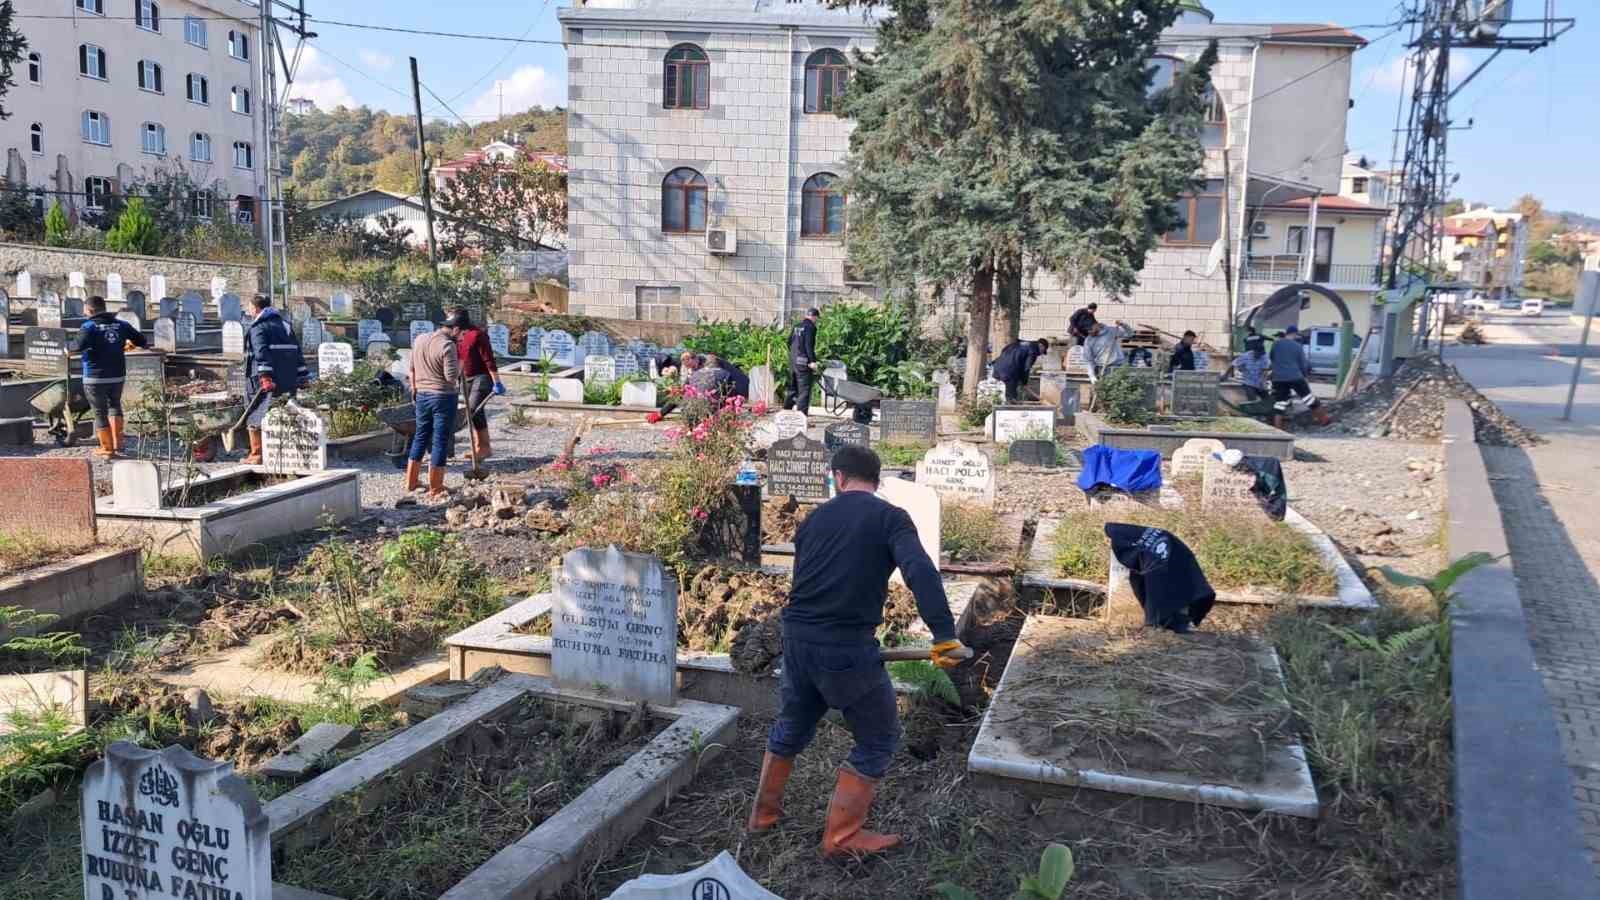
[842,261,873,286]
[707,227,737,255]
[1251,221,1269,237]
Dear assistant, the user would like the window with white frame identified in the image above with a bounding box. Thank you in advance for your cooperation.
[190,132,211,162]
[187,73,208,104]
[231,86,250,115]
[29,123,42,154]
[81,110,110,145]
[185,16,206,47]
[137,60,163,93]
[141,123,166,155]
[76,0,103,15]
[228,31,250,61]
[233,141,253,170]
[84,177,113,210]
[787,290,840,321]
[26,52,39,84]
[78,44,107,80]
[135,0,159,32]
[189,190,213,221]
[635,286,684,323]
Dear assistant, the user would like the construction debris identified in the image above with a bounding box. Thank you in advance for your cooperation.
[1322,353,1541,446]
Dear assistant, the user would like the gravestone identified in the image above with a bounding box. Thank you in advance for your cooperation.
[524,327,546,358]
[14,270,31,297]
[357,319,384,348]
[374,307,397,328]
[158,296,177,319]
[463,304,485,326]
[124,354,164,399]
[1064,345,1088,374]
[1041,352,1063,372]
[68,271,86,292]
[915,440,996,505]
[409,320,434,344]
[584,355,617,388]
[1171,371,1220,417]
[1193,350,1211,373]
[486,324,511,357]
[0,671,88,737]
[262,402,327,473]
[621,381,657,408]
[209,275,228,298]
[1171,438,1226,480]
[542,329,577,367]
[289,300,312,324]
[23,326,69,376]
[180,291,204,323]
[116,310,142,333]
[1202,454,1261,515]
[62,295,84,318]
[824,420,871,452]
[552,546,679,706]
[176,313,197,347]
[36,291,62,328]
[614,352,640,378]
[105,273,123,301]
[976,379,1007,405]
[767,433,830,502]
[318,342,355,377]
[329,290,353,318]
[932,368,951,385]
[0,459,96,541]
[748,364,777,405]
[937,382,957,414]
[80,742,271,900]
[879,399,937,445]
[773,410,808,440]
[124,290,146,322]
[580,330,611,360]
[607,851,783,900]
[218,293,242,323]
[992,406,1056,444]
[112,459,164,509]
[153,318,177,353]
[0,290,8,356]
[1122,367,1162,408]
[147,273,166,300]
[400,301,427,322]
[366,340,393,365]
[225,363,248,399]
[547,378,584,404]
[1009,439,1057,467]
[877,475,941,580]
[299,318,323,354]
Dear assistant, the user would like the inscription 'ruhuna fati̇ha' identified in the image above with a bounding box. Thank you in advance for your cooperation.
[552,546,679,705]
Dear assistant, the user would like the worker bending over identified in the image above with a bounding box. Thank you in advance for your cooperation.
[451,307,504,463]
[992,337,1049,402]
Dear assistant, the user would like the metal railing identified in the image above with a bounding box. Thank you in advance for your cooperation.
[1242,255,1382,288]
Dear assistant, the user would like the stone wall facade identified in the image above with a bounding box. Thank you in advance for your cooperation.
[0,243,262,300]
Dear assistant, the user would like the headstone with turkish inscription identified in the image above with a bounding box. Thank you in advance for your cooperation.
[23,326,69,376]
[218,293,242,323]
[209,275,228,299]
[824,420,871,452]
[158,296,177,319]
[62,295,85,318]
[409,320,434,345]
[262,402,327,473]
[542,330,577,367]
[1170,370,1220,417]
[124,290,146,322]
[0,459,96,541]
[1202,454,1262,515]
[318,342,355,377]
[300,319,324,355]
[773,410,808,440]
[36,291,63,328]
[580,330,611,360]
[105,273,124,301]
[357,319,384,349]
[524,327,545,359]
[180,291,205,323]
[153,318,177,352]
[748,364,777,405]
[976,379,1007,405]
[0,289,8,356]
[584,355,616,388]
[80,742,271,900]
[937,382,957,413]
[621,381,657,408]
[1065,345,1088,375]
[877,475,941,580]
[993,406,1056,444]
[176,313,197,347]
[14,270,31,297]
[69,271,86,293]
[366,340,393,366]
[147,273,166,300]
[879,399,937,445]
[1171,438,1225,480]
[400,301,427,323]
[614,351,640,378]
[767,433,830,502]
[552,546,679,706]
[124,354,164,399]
[487,323,511,357]
[329,291,353,319]
[116,310,141,334]
[227,364,248,400]
[916,440,995,505]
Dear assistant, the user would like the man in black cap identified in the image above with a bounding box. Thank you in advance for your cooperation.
[785,307,820,414]
[991,337,1050,402]
[1069,303,1099,346]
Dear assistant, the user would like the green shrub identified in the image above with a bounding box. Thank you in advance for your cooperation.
[43,202,68,247]
[815,301,911,389]
[1094,368,1155,425]
[300,362,404,438]
[942,502,1001,562]
[959,396,998,429]
[106,198,162,255]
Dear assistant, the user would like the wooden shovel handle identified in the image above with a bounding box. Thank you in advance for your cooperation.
[879,646,974,662]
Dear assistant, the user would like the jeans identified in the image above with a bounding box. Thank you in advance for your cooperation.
[465,374,493,429]
[767,634,900,778]
[409,391,458,467]
[1004,377,1025,403]
[86,382,124,429]
[785,365,815,414]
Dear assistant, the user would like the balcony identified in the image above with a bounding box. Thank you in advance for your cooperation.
[1242,255,1382,290]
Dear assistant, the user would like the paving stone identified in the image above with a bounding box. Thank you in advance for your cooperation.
[258,723,359,779]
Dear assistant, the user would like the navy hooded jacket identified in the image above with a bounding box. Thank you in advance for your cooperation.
[991,340,1043,383]
[244,307,308,397]
[74,312,148,385]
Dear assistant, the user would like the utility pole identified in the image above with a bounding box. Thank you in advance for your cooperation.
[410,57,441,277]
[256,0,312,310]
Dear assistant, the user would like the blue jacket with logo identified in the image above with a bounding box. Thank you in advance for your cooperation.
[243,307,308,398]
[74,312,148,385]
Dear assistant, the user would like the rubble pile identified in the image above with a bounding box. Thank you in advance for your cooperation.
[1323,353,1541,446]
[440,482,570,535]
[761,494,808,545]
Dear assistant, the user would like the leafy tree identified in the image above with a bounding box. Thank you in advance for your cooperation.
[106,197,161,255]
[839,0,1215,396]
[434,156,567,257]
[371,153,417,194]
[43,202,68,246]
[0,179,38,238]
[0,2,25,121]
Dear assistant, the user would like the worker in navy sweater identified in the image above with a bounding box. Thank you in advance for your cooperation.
[75,296,148,458]
[748,446,969,857]
[241,296,309,464]
[992,337,1050,402]
[784,307,820,414]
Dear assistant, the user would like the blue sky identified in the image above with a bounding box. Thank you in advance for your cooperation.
[297,0,1595,215]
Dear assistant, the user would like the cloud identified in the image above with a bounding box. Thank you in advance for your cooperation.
[464,66,562,119]
[290,46,358,111]
[358,49,395,72]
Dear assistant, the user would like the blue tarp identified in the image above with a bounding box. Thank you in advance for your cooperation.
[1076,444,1163,494]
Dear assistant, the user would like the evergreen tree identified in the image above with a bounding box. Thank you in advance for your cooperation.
[44,201,68,246]
[0,2,25,121]
[840,0,1216,395]
[106,198,161,255]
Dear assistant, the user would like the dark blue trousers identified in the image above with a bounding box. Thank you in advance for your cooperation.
[408,391,458,467]
[767,634,900,778]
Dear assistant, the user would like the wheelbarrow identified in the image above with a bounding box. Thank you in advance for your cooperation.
[377,402,471,470]
[28,380,92,447]
[821,375,881,425]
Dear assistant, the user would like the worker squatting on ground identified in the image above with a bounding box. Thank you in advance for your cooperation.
[991,337,1049,402]
[785,306,821,415]
[75,296,148,459]
[748,446,970,857]
[1267,326,1332,427]
[406,312,465,496]
[241,296,310,465]
[450,307,505,463]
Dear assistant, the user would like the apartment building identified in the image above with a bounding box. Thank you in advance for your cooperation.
[1441,217,1499,294]
[559,0,1366,348]
[2,0,264,225]
[1444,206,1527,298]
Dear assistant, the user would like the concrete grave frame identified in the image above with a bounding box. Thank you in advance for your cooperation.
[1076,410,1295,460]
[263,673,740,900]
[0,547,142,638]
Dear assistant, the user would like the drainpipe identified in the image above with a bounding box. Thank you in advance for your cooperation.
[1302,192,1321,282]
[778,26,796,324]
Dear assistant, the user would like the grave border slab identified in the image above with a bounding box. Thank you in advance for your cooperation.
[1076,410,1295,460]
[0,546,143,636]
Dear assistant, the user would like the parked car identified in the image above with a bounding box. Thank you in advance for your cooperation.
[1497,297,1523,314]
[1304,326,1362,377]
[1461,295,1492,314]
[1521,297,1546,317]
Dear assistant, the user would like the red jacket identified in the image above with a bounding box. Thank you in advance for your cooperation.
[457,327,499,379]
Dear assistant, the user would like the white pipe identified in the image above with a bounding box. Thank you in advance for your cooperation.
[778,27,796,324]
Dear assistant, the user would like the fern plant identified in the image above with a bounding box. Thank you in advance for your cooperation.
[887,659,960,707]
[937,843,1074,900]
[1369,551,1498,680]
[314,652,381,725]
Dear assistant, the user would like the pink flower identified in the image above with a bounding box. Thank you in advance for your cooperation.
[692,507,709,521]
[592,473,613,488]
[752,401,769,416]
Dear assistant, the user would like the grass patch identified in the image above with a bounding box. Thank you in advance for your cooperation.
[875,442,931,467]
[0,533,95,577]
[942,502,1003,562]
[1155,416,1269,434]
[1051,508,1336,595]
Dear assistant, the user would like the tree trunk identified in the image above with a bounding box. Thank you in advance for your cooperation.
[963,260,995,399]
[995,267,1023,346]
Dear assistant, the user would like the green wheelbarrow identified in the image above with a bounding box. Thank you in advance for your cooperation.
[28,380,92,447]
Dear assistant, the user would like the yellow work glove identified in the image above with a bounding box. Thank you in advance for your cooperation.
[930,640,969,671]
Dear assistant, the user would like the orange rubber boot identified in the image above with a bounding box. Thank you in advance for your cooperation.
[404,459,422,492]
[242,428,264,465]
[821,767,902,858]
[93,427,117,460]
[109,415,126,452]
[747,752,795,831]
[427,466,447,497]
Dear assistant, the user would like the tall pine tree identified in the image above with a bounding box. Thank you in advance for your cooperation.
[0,2,24,121]
[839,0,1216,395]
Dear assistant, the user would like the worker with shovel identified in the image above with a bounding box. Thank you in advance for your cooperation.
[748,445,970,858]
[449,307,505,464]
[406,311,466,496]
[241,296,309,464]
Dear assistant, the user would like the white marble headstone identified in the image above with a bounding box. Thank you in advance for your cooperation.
[409,320,434,343]
[0,289,9,356]
[68,271,85,291]
[621,381,657,408]
[993,407,1056,444]
[547,377,584,403]
[209,275,227,299]
[221,320,245,356]
[154,317,176,352]
[584,355,616,387]
[938,382,958,413]
[357,319,384,348]
[1171,438,1226,480]
[318,342,355,377]
[105,273,123,301]
[263,401,327,472]
[329,290,353,318]
[147,273,166,300]
[486,323,511,357]
[877,476,941,581]
[773,410,808,440]
[976,379,1007,405]
[14,270,31,297]
[748,364,777,405]
[116,310,142,333]
[553,546,678,705]
[36,292,62,328]
[916,440,996,506]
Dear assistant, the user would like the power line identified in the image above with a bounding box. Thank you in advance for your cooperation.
[445,0,553,104]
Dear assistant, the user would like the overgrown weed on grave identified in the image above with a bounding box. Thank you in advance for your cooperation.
[0,531,95,577]
[959,395,999,429]
[942,502,1002,562]
[127,378,206,507]
[1093,367,1155,426]
[936,843,1074,900]
[299,361,403,438]
[876,441,931,467]
[312,651,381,726]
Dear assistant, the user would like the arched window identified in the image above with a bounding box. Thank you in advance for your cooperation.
[661,167,707,233]
[29,123,42,154]
[84,177,113,210]
[26,52,40,84]
[78,44,107,80]
[231,86,251,115]
[191,132,211,162]
[663,44,709,110]
[801,173,844,236]
[1148,55,1181,95]
[137,60,163,93]
[804,49,849,114]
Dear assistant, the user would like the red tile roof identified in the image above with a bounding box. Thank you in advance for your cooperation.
[1265,195,1389,215]
[1443,220,1496,238]
[434,149,568,177]
[1263,23,1368,47]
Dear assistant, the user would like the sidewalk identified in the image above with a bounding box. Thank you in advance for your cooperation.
[1449,312,1600,873]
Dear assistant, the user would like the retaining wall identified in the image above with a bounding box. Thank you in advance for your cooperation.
[0,243,263,299]
[1443,398,1595,898]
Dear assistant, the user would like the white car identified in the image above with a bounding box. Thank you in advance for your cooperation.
[1521,297,1545,317]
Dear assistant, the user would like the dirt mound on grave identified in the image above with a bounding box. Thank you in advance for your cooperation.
[1321,352,1541,446]
[96,677,304,770]
[761,495,809,544]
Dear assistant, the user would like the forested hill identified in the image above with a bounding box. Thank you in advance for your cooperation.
[281,106,566,203]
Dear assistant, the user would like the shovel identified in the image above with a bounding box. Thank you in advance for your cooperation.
[462,388,497,482]
[220,389,272,453]
[879,645,974,663]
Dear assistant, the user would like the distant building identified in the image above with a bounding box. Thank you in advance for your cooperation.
[307,188,561,252]
[285,97,317,116]
[1441,217,1500,295]
[1444,206,1527,298]
[431,137,567,193]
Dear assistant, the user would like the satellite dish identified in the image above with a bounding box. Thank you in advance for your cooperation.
[1204,238,1226,276]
